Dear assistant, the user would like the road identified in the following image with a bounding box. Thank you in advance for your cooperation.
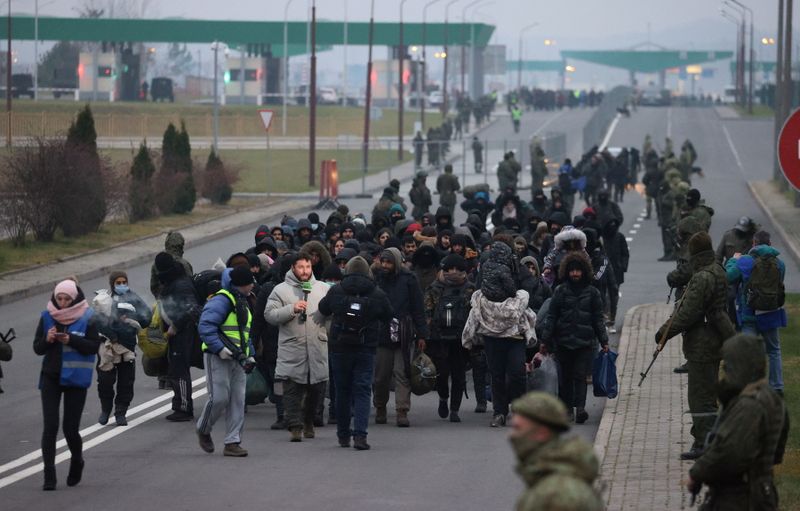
[1,106,797,510]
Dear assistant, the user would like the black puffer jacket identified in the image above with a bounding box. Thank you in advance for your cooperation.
[375,248,430,345]
[479,241,519,302]
[541,252,608,351]
[319,272,394,352]
[518,268,552,313]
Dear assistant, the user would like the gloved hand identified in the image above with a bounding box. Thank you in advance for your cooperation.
[243,357,257,374]
[219,347,233,360]
[654,326,667,345]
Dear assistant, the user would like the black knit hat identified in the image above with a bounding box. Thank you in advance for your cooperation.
[154,252,175,274]
[440,253,467,272]
[230,266,254,287]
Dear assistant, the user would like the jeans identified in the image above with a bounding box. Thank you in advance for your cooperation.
[427,339,467,411]
[484,336,526,417]
[373,345,411,412]
[97,359,135,413]
[197,354,247,445]
[743,326,783,391]
[40,373,87,470]
[331,350,375,439]
[556,347,593,410]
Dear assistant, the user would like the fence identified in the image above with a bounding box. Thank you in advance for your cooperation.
[582,85,633,152]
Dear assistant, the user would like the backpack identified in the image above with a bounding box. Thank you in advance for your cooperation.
[336,295,370,345]
[745,256,785,311]
[432,286,470,340]
[192,270,222,305]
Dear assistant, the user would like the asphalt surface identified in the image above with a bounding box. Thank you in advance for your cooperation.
[1,106,797,510]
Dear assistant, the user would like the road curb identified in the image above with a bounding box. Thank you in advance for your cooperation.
[593,303,643,466]
[0,199,315,306]
[747,180,800,266]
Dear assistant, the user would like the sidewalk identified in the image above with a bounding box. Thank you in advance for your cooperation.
[0,198,313,305]
[594,303,694,510]
[749,179,800,267]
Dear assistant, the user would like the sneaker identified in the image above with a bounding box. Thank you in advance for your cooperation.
[223,443,248,457]
[375,407,388,425]
[338,436,351,448]
[490,414,506,428]
[198,432,215,453]
[474,401,487,414]
[607,326,618,334]
[66,458,84,487]
[165,411,193,422]
[449,411,461,423]
[270,417,286,430]
[290,428,302,442]
[98,410,111,426]
[575,408,589,424]
[674,363,689,374]
[353,436,371,451]
[303,423,316,439]
[438,399,449,419]
[680,447,703,461]
[396,411,410,428]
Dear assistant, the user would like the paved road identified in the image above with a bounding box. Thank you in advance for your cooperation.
[2,106,796,510]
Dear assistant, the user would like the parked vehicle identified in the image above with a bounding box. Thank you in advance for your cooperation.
[150,77,174,102]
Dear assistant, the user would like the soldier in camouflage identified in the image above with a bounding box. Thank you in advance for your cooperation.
[688,334,788,511]
[509,392,603,511]
[655,232,736,460]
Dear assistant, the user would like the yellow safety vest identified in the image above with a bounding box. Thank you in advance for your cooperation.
[202,289,252,356]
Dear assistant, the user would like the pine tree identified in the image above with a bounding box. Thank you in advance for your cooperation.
[66,104,98,151]
[202,149,233,204]
[171,121,196,213]
[129,141,157,221]
[161,122,178,172]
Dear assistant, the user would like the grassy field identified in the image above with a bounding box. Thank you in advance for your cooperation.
[5,99,444,139]
[774,293,800,510]
[733,104,774,118]
[0,198,272,274]
[102,147,412,194]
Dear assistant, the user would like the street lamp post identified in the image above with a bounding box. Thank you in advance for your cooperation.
[309,0,317,186]
[282,0,296,136]
[721,10,742,104]
[460,0,481,96]
[442,0,460,117]
[468,2,493,99]
[342,0,348,107]
[398,0,409,161]
[421,0,443,130]
[362,0,376,194]
[211,41,224,153]
[518,23,539,92]
[728,0,754,114]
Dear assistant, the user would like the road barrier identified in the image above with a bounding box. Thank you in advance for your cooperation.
[317,159,340,208]
[583,86,633,152]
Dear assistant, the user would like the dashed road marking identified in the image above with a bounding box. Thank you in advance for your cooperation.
[626,237,633,242]
[629,230,637,234]
[633,223,641,228]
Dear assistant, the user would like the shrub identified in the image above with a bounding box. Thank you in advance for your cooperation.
[129,142,157,222]
[201,149,237,205]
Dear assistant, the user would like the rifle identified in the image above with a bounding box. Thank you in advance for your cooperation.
[639,295,685,387]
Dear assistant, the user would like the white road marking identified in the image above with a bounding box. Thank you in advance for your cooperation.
[532,110,566,137]
[626,237,634,242]
[599,113,622,150]
[629,230,637,234]
[722,124,746,177]
[667,107,672,138]
[633,223,641,228]
[0,376,207,478]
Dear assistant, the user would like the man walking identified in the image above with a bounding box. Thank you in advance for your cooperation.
[436,164,461,217]
[471,136,484,173]
[265,254,330,442]
[196,267,257,457]
[319,257,394,450]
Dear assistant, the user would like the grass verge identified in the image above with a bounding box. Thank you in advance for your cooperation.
[0,197,271,274]
[774,293,800,510]
[732,104,774,118]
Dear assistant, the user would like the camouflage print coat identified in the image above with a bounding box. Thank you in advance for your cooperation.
[514,436,603,511]
[667,216,705,295]
[715,228,755,265]
[662,250,735,362]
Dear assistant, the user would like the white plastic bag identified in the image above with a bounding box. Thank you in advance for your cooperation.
[528,354,559,395]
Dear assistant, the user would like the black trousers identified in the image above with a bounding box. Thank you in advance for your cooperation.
[470,347,488,405]
[283,379,324,430]
[168,332,193,414]
[428,339,467,412]
[484,337,526,417]
[557,347,594,410]
[97,359,135,413]
[40,373,87,470]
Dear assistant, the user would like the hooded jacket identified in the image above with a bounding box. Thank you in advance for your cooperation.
[725,245,788,331]
[375,247,430,345]
[689,335,788,510]
[150,232,194,297]
[461,289,537,349]
[514,436,603,511]
[319,257,394,351]
[411,244,441,292]
[542,228,587,287]
[602,219,629,286]
[435,206,454,232]
[541,252,608,351]
[299,240,332,281]
[198,268,257,356]
[479,241,520,302]
[264,268,330,384]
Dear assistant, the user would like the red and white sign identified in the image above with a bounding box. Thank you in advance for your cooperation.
[258,109,275,132]
[778,109,800,191]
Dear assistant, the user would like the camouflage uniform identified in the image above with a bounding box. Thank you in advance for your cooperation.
[658,232,736,452]
[529,139,547,193]
[436,165,461,217]
[667,216,705,299]
[682,203,714,232]
[690,335,788,511]
[510,392,603,511]
[409,173,433,220]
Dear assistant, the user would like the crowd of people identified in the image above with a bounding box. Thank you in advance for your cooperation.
[25,118,791,511]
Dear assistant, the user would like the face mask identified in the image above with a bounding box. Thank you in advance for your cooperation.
[114,284,130,295]
[311,224,319,231]
[509,434,545,463]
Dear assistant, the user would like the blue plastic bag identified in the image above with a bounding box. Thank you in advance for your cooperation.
[592,350,618,399]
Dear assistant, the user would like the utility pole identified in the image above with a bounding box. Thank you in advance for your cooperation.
[461,0,481,96]
[362,0,375,194]
[775,0,785,181]
[5,0,10,148]
[398,0,408,161]
[212,41,220,153]
[308,0,317,186]
[282,0,296,136]
[421,0,442,130]
[443,0,459,118]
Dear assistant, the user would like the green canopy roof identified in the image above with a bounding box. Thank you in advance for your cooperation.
[506,60,564,72]
[560,50,734,74]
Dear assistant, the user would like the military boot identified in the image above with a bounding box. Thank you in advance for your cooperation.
[303,422,316,439]
[375,406,387,424]
[575,408,589,424]
[223,443,248,457]
[290,428,302,442]
[353,436,371,451]
[396,410,410,428]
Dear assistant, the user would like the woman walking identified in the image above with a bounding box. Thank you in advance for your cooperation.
[33,279,101,490]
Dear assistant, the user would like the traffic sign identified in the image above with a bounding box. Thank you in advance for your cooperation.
[777,109,800,191]
[258,109,274,132]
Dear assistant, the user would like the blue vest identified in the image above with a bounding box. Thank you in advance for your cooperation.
[42,309,95,389]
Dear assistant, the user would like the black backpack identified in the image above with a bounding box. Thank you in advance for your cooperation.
[192,270,222,305]
[745,256,785,311]
[336,295,370,345]
[432,286,470,340]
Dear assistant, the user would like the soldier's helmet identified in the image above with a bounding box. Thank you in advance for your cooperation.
[511,392,571,432]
